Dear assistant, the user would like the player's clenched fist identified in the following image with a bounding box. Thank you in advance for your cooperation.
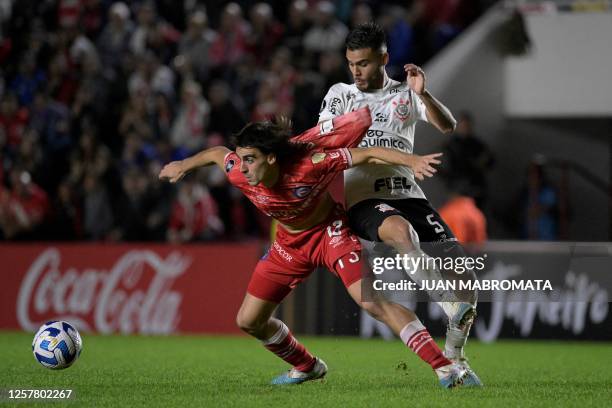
[410,152,442,181]
[159,161,186,183]
[404,63,426,95]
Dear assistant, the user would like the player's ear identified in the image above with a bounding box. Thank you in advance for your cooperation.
[381,52,389,66]
[267,153,277,165]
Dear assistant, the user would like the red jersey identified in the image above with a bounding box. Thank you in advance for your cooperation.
[224,147,352,225]
[223,107,372,225]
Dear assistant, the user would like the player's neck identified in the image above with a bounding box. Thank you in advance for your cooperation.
[262,164,280,188]
[366,70,388,92]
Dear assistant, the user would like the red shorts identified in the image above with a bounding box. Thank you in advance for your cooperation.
[247,206,364,303]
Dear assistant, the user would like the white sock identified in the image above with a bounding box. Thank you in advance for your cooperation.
[444,323,470,360]
[262,320,289,345]
[399,319,426,345]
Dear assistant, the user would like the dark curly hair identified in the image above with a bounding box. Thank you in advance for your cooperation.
[345,22,387,53]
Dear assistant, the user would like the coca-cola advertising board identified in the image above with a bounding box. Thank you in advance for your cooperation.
[0,244,262,334]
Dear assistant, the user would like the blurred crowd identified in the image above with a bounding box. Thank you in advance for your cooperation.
[0,0,488,242]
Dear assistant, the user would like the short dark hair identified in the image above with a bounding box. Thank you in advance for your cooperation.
[345,22,387,52]
[231,122,306,162]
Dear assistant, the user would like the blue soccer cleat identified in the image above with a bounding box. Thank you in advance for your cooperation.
[270,358,328,385]
[453,357,483,387]
[436,363,470,389]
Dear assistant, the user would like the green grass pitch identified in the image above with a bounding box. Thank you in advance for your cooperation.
[2,331,611,407]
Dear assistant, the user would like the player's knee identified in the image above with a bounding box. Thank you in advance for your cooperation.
[235,312,263,335]
[379,218,414,248]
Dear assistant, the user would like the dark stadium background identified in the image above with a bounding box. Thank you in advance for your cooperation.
[1,1,611,406]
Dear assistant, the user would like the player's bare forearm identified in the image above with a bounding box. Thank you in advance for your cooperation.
[349,148,442,180]
[159,146,230,183]
[420,91,457,134]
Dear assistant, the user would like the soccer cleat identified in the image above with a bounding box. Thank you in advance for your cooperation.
[438,302,476,327]
[435,363,469,389]
[451,357,483,387]
[270,358,328,385]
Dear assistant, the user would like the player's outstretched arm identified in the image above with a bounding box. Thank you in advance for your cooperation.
[404,64,457,134]
[159,146,231,183]
[348,148,442,181]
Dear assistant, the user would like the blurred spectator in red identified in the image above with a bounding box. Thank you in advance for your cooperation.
[247,2,284,66]
[0,92,29,154]
[0,168,49,239]
[251,74,290,122]
[46,51,79,106]
[81,0,105,39]
[209,3,250,68]
[167,176,223,243]
[170,80,210,153]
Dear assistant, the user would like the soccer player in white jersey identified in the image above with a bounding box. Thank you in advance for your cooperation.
[318,22,482,386]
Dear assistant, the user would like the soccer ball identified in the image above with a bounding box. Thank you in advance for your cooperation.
[32,321,83,369]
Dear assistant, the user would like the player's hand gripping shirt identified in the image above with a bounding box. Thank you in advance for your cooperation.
[318,77,429,207]
[223,109,371,226]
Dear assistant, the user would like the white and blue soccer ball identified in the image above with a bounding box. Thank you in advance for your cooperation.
[32,321,83,369]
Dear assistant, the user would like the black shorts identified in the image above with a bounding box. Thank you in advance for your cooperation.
[347,198,456,244]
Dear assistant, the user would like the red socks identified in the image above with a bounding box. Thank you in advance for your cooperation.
[400,320,451,370]
[262,321,316,372]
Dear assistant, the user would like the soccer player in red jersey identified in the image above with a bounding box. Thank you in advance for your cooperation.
[159,108,471,388]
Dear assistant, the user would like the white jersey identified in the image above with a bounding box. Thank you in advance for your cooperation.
[318,75,429,208]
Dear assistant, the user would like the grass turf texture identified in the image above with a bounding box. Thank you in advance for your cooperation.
[1,331,611,407]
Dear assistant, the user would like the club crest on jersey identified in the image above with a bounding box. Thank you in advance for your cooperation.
[392,98,411,122]
[292,185,313,198]
[311,152,326,164]
[225,159,235,173]
[375,203,396,213]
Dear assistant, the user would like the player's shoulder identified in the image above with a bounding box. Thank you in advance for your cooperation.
[325,82,356,96]
[223,151,246,183]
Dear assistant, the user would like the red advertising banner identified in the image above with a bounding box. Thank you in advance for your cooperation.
[0,243,263,334]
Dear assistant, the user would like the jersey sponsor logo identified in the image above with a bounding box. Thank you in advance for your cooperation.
[225,159,235,173]
[374,112,389,123]
[359,135,408,151]
[292,185,313,198]
[311,152,326,164]
[375,203,397,213]
[319,99,327,113]
[273,241,293,262]
[389,88,406,94]
[392,98,411,122]
[374,177,413,192]
[328,97,342,115]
